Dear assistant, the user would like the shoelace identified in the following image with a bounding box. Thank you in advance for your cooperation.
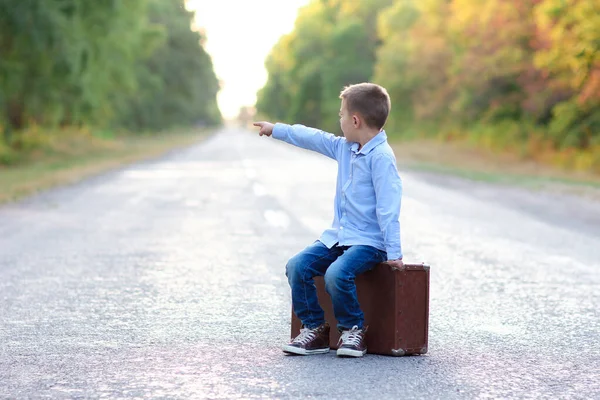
[339,325,362,347]
[292,327,318,345]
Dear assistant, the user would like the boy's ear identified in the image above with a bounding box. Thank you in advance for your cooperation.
[352,114,360,127]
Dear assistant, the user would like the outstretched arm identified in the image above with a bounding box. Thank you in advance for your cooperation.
[253,121,342,160]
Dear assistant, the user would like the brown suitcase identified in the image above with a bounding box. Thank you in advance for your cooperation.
[290,262,430,356]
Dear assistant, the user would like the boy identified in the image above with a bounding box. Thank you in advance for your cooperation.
[253,82,403,358]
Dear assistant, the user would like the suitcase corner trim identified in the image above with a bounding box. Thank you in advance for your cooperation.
[391,348,406,356]
[390,346,428,356]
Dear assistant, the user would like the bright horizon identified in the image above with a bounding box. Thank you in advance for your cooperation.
[186,0,310,120]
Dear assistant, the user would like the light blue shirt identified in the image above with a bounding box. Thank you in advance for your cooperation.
[272,123,403,260]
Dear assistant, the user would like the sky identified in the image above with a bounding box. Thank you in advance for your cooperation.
[186,0,310,119]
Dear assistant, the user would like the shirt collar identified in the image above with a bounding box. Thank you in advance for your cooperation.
[350,130,387,155]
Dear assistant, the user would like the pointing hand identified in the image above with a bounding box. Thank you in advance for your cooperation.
[253,121,275,137]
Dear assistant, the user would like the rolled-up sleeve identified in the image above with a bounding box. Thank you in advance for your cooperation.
[371,153,403,260]
[272,123,342,160]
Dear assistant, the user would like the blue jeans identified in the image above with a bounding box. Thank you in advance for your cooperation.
[286,240,386,330]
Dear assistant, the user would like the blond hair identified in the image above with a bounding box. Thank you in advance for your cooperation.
[340,83,391,130]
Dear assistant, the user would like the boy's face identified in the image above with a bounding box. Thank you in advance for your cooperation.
[339,100,358,141]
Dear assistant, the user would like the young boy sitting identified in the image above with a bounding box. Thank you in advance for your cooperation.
[253,82,403,358]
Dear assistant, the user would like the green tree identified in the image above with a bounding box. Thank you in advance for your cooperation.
[373,0,420,132]
[117,0,221,130]
[0,0,220,147]
[258,0,600,163]
[534,0,600,148]
[0,0,149,130]
[257,0,392,133]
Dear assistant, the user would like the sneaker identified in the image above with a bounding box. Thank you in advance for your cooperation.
[282,323,330,355]
[336,325,367,357]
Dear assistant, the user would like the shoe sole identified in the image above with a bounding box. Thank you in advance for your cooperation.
[336,348,367,357]
[282,345,330,355]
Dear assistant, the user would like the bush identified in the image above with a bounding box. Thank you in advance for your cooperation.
[0,140,18,165]
[10,125,55,152]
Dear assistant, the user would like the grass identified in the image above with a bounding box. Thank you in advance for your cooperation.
[0,128,213,204]
[391,138,600,200]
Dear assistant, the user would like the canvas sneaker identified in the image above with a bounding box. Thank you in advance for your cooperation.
[336,325,367,357]
[282,323,330,355]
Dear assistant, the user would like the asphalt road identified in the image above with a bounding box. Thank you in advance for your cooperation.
[1,128,599,399]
